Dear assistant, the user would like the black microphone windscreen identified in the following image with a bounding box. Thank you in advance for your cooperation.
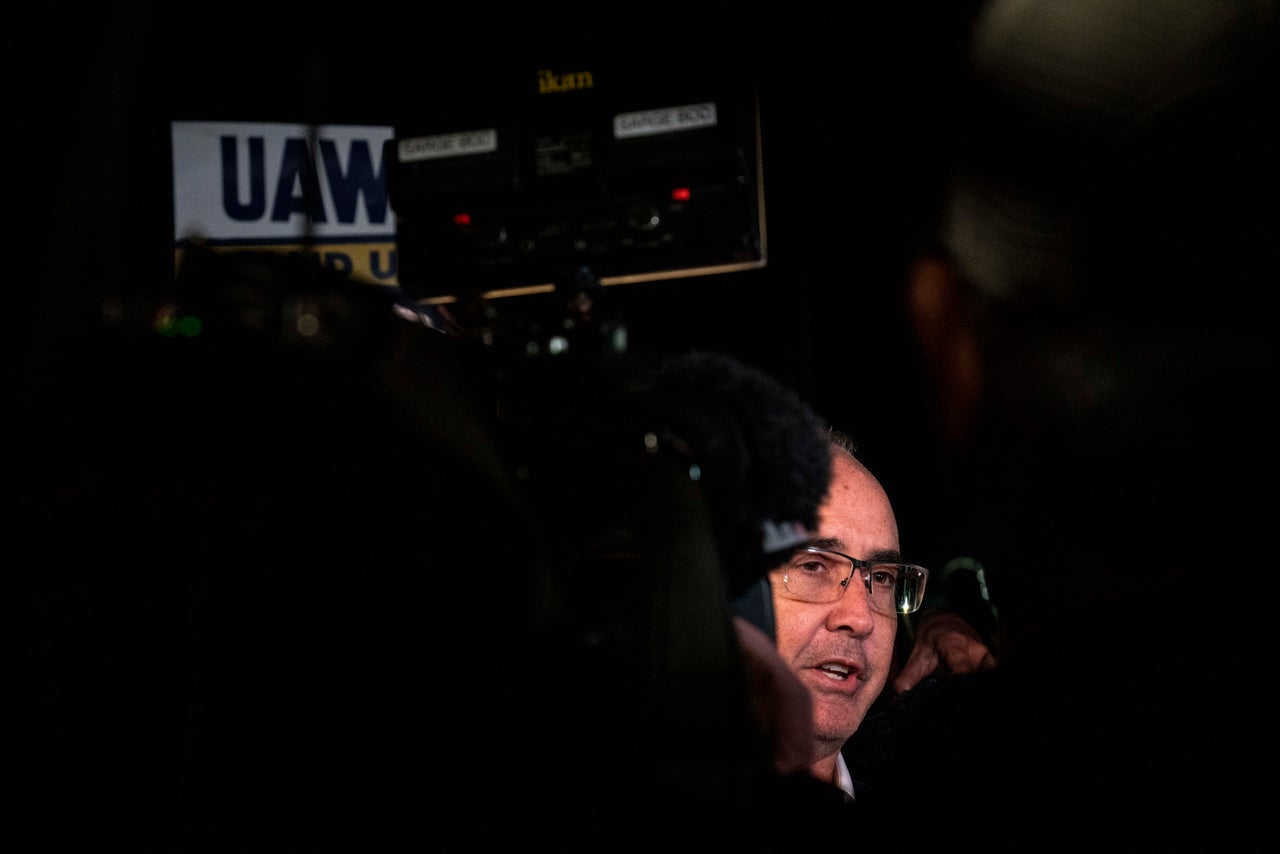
[647,350,831,596]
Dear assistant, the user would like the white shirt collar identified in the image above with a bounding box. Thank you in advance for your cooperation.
[835,751,855,800]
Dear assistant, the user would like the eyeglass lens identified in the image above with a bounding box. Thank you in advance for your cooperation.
[781,549,925,614]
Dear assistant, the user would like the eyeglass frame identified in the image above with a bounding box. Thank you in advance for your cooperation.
[774,546,929,615]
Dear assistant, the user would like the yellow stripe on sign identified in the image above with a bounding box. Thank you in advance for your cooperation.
[174,242,399,287]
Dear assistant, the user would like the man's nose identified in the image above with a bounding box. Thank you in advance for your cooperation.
[825,570,876,634]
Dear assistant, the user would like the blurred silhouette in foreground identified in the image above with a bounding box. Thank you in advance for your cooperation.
[19,244,853,845]
[896,0,1277,844]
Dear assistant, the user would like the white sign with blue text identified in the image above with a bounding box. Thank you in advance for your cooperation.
[171,121,399,285]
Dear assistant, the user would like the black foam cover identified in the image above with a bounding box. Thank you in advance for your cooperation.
[645,350,831,598]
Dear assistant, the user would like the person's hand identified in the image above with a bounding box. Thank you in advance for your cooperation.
[892,610,998,694]
[732,616,814,776]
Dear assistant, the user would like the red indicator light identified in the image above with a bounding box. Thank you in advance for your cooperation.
[671,187,691,202]
[453,212,472,226]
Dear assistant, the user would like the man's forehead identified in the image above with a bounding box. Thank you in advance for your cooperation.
[816,455,900,556]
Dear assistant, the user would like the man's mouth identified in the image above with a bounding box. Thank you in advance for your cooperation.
[818,663,851,681]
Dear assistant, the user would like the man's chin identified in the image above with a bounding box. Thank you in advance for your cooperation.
[810,703,868,744]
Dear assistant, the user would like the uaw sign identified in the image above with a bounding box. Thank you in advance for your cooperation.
[171,121,398,285]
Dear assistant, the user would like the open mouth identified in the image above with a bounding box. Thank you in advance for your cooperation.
[818,663,851,681]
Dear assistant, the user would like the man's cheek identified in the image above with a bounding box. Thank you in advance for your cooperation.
[867,616,899,670]
[771,600,818,661]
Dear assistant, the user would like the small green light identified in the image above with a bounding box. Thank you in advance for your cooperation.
[178,315,203,337]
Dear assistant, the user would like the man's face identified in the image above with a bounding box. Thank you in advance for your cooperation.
[770,450,901,760]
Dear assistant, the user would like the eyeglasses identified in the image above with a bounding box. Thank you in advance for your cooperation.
[775,547,929,615]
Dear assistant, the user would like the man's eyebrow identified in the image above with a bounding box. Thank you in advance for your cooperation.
[805,536,904,564]
[805,536,843,553]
